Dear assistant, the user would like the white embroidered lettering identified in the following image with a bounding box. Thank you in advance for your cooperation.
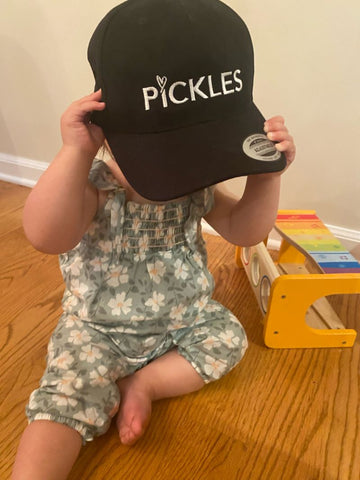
[161,89,168,108]
[169,81,188,104]
[189,76,208,101]
[143,69,243,110]
[234,69,243,92]
[221,71,235,95]
[156,75,167,93]
[208,75,222,98]
[143,87,159,111]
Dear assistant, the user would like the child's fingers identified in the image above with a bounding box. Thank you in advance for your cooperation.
[275,140,296,163]
[263,115,296,167]
[73,90,105,112]
[266,130,292,143]
[264,122,288,135]
[79,100,106,114]
[78,89,103,102]
[275,140,292,152]
[264,116,285,132]
[66,98,106,123]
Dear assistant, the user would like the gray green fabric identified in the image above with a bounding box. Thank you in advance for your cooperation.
[26,160,248,442]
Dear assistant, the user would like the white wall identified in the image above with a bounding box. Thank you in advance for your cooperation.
[1,0,359,231]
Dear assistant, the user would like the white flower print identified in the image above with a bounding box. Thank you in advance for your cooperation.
[145,292,165,312]
[47,338,55,363]
[194,295,209,312]
[89,256,104,272]
[87,220,100,236]
[98,240,112,254]
[203,336,222,351]
[74,407,105,427]
[128,203,137,215]
[134,251,146,262]
[133,217,142,234]
[165,227,175,248]
[147,260,166,284]
[64,315,84,329]
[110,200,121,227]
[108,292,133,315]
[50,350,74,370]
[79,345,103,364]
[143,336,157,348]
[71,279,89,300]
[192,252,204,268]
[69,256,82,276]
[170,304,187,321]
[174,259,189,280]
[154,205,165,221]
[78,304,89,320]
[176,205,184,219]
[194,326,210,335]
[130,315,143,322]
[170,318,185,330]
[218,330,240,349]
[56,371,83,396]
[28,391,40,410]
[197,272,209,291]
[121,235,130,252]
[108,266,129,287]
[139,235,149,251]
[204,302,222,313]
[52,394,78,408]
[89,365,111,388]
[68,329,91,346]
[63,294,79,310]
[154,225,164,240]
[204,355,227,380]
[141,204,151,220]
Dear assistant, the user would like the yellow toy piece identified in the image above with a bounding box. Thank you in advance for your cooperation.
[236,210,360,349]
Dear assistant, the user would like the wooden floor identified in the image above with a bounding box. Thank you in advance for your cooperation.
[1,180,360,480]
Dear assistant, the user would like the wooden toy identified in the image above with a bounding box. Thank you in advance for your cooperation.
[235,210,360,348]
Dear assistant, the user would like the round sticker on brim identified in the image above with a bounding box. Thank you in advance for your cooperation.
[243,134,281,162]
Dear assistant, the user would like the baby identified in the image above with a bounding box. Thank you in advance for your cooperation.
[12,1,295,478]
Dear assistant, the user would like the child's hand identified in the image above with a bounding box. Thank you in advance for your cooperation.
[60,90,106,158]
[264,116,296,173]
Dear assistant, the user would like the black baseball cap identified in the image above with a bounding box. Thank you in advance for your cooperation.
[88,0,286,201]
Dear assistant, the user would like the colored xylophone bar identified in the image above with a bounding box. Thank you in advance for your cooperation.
[275,212,360,274]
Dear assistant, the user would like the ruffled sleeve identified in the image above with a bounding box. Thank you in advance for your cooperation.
[88,159,121,191]
[184,187,215,251]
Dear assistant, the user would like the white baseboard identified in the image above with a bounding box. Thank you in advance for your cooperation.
[0,152,47,188]
[1,152,359,251]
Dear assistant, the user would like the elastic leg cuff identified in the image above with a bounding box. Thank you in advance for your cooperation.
[28,413,94,446]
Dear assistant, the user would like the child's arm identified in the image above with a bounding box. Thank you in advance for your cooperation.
[23,90,106,254]
[205,116,296,246]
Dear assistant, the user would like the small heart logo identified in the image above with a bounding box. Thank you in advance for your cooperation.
[156,75,168,93]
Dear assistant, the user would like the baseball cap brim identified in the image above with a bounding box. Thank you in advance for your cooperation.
[104,102,286,201]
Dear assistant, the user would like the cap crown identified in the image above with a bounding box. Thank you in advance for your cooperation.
[88,0,255,134]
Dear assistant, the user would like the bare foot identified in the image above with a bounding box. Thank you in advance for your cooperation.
[116,375,152,445]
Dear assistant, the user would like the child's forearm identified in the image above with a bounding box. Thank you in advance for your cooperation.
[206,173,281,246]
[23,146,97,253]
[228,174,281,246]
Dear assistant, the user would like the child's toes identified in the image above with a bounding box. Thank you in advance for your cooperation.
[119,417,144,445]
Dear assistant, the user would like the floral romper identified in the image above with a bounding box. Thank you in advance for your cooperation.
[26,160,248,442]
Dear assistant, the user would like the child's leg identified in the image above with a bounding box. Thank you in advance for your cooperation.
[116,349,204,445]
[12,420,82,480]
